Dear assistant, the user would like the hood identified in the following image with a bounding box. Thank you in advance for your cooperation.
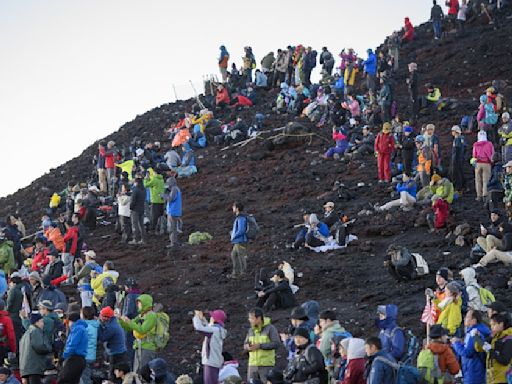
[480,95,488,104]
[477,130,488,142]
[376,304,398,330]
[137,294,153,313]
[468,323,491,339]
[106,270,119,280]
[148,357,169,379]
[72,319,88,330]
[166,177,177,188]
[347,338,366,361]
[460,267,477,286]
[497,327,512,338]
[85,319,100,329]
[223,360,239,368]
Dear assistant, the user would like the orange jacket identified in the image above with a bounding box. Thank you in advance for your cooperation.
[417,148,432,174]
[216,88,230,105]
[428,342,460,380]
[45,227,65,252]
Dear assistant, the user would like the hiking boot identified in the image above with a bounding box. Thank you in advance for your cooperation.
[227,273,240,280]
[138,240,145,245]
[128,240,139,245]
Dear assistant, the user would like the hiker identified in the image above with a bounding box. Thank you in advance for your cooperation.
[324,128,349,159]
[255,70,268,88]
[283,327,328,384]
[91,260,119,307]
[457,0,468,34]
[338,338,365,384]
[472,130,494,202]
[280,306,313,361]
[459,267,487,312]
[256,270,296,311]
[4,216,22,269]
[292,212,310,250]
[218,352,241,382]
[318,310,347,364]
[45,222,64,253]
[242,47,255,84]
[415,135,432,187]
[43,251,64,283]
[58,312,88,384]
[376,173,417,211]
[436,281,463,336]
[498,112,512,163]
[376,305,405,360]
[272,49,287,88]
[504,161,512,219]
[0,367,19,384]
[374,122,395,183]
[119,294,158,373]
[0,299,16,363]
[161,177,182,249]
[192,309,227,384]
[243,308,280,382]
[80,306,99,384]
[342,94,360,120]
[322,202,339,229]
[229,202,248,279]
[423,325,460,382]
[219,46,230,83]
[407,63,419,120]
[378,76,393,123]
[363,49,377,98]
[477,95,498,142]
[402,17,415,42]
[319,47,334,76]
[7,272,27,343]
[305,214,329,248]
[117,184,133,243]
[451,309,490,384]
[98,306,128,379]
[144,358,176,384]
[120,277,140,365]
[143,171,165,232]
[73,250,100,308]
[129,177,146,245]
[113,362,141,384]
[430,174,455,204]
[473,222,512,268]
[476,209,503,253]
[364,337,395,384]
[19,312,52,384]
[62,219,79,282]
[348,126,375,159]
[420,84,442,111]
[474,313,512,384]
[450,125,467,193]
[261,52,275,74]
[431,0,444,39]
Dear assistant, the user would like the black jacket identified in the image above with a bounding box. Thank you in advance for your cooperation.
[408,71,418,100]
[263,280,297,309]
[322,212,339,229]
[45,260,64,282]
[285,344,328,384]
[130,184,146,214]
[431,4,444,21]
[498,225,512,251]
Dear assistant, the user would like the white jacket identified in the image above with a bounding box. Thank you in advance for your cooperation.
[118,195,131,218]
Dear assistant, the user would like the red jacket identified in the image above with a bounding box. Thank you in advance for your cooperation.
[216,89,230,105]
[63,226,79,255]
[0,310,17,354]
[447,0,459,16]
[341,358,365,384]
[31,248,49,272]
[404,18,415,41]
[433,198,450,229]
[375,132,395,155]
[235,95,253,107]
[99,147,119,169]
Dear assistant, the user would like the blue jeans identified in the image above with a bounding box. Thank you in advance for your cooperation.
[433,20,442,39]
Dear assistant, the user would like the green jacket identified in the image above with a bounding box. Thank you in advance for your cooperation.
[119,294,157,351]
[244,317,280,367]
[22,311,61,346]
[319,320,346,361]
[431,178,454,204]
[0,240,15,275]
[19,325,52,376]
[143,174,165,204]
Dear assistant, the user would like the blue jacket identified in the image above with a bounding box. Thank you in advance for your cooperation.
[122,290,140,319]
[84,319,99,362]
[368,351,395,384]
[316,222,330,238]
[452,323,490,384]
[377,304,405,360]
[231,215,248,244]
[335,138,349,152]
[0,270,8,298]
[63,320,88,359]
[396,180,417,198]
[2,375,20,384]
[98,317,127,356]
[166,189,182,217]
[364,52,377,76]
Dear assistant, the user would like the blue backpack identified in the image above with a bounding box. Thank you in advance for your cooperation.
[375,357,420,384]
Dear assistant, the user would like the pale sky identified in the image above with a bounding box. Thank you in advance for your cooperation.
[0,0,431,198]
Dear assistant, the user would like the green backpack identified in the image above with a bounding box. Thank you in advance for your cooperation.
[478,286,495,306]
[417,349,443,384]
[152,304,170,350]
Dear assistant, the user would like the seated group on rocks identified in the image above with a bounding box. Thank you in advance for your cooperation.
[1,1,512,383]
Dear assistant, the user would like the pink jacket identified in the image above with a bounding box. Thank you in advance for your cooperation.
[348,100,360,117]
[333,131,347,141]
[472,141,494,163]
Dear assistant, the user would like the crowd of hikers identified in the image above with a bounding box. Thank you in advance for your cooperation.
[1,1,512,384]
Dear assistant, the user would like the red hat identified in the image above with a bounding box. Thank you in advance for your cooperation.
[100,306,115,318]
[209,310,226,326]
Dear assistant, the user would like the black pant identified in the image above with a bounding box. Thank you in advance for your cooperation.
[305,232,325,247]
[257,292,279,311]
[58,355,86,384]
[150,203,164,230]
[109,352,129,381]
[402,150,415,176]
[451,160,465,191]
[119,215,132,243]
[24,375,43,384]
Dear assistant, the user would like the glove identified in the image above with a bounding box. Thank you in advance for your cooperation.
[483,342,492,352]
[470,328,479,337]
[425,288,435,298]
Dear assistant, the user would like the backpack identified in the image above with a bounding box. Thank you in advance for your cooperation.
[417,349,443,384]
[478,286,495,306]
[452,280,469,314]
[411,253,429,276]
[244,215,260,240]
[388,246,413,268]
[389,327,420,364]
[375,356,420,384]
[152,306,170,350]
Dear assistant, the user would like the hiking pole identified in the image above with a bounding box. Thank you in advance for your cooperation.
[189,80,206,110]
[172,84,178,102]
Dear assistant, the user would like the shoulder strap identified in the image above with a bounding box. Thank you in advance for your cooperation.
[374,356,399,370]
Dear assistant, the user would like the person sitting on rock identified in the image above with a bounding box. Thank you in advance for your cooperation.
[347,125,375,159]
[430,174,455,204]
[473,222,512,268]
[292,212,311,250]
[419,83,441,112]
[256,270,297,312]
[305,214,330,248]
[323,127,349,159]
[376,173,417,211]
[426,195,450,233]
[321,202,339,229]
[476,209,503,253]
[215,84,230,109]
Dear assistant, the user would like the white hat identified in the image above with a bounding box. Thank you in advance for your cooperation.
[503,112,510,121]
[324,202,335,208]
[505,160,512,168]
[88,185,99,193]
[84,250,96,259]
[451,125,462,134]
[135,148,145,157]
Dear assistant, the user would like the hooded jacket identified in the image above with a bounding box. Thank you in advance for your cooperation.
[377,304,405,360]
[432,178,455,204]
[452,323,490,384]
[245,317,280,367]
[218,46,229,68]
[143,174,165,204]
[63,319,88,359]
[341,338,365,384]
[475,327,512,384]
[497,223,512,252]
[363,52,377,76]
[129,183,146,214]
[403,18,414,41]
[84,319,99,362]
[433,198,450,229]
[0,240,15,275]
[98,317,127,356]
[459,268,486,312]
[119,294,157,351]
[162,178,182,217]
[375,132,395,155]
[396,179,417,198]
[366,350,396,384]
[19,325,52,376]
[91,270,119,306]
[193,315,227,368]
[428,341,460,380]
[231,214,248,244]
[285,342,327,384]
[436,297,462,335]
[473,139,494,164]
[0,309,16,353]
[147,358,176,384]
[319,320,346,362]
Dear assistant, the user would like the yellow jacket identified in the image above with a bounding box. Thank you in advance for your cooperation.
[436,299,462,336]
[91,270,119,305]
[475,327,512,384]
